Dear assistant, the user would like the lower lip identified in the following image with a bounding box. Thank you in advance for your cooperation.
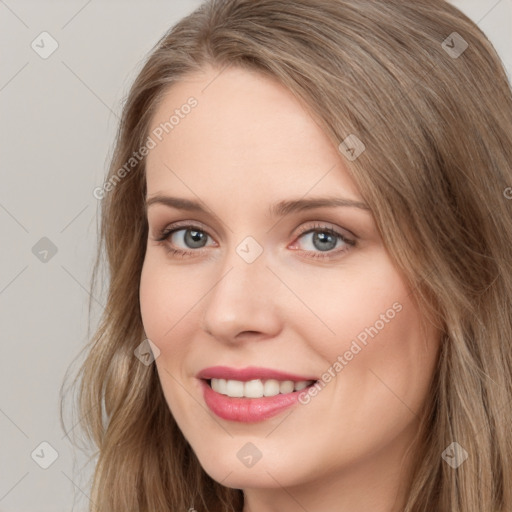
[200,379,314,423]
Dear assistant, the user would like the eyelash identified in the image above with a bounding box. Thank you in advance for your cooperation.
[153,222,356,261]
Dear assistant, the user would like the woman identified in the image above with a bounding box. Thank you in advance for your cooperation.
[62,0,512,510]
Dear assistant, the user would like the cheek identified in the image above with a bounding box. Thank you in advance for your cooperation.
[279,249,413,358]
[325,292,438,434]
[288,253,439,415]
[139,255,202,342]
[139,259,200,418]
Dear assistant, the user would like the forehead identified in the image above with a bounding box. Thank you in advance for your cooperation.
[145,66,362,204]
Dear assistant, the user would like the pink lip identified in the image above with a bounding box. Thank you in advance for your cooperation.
[196,365,318,382]
[196,366,318,423]
[199,379,316,423]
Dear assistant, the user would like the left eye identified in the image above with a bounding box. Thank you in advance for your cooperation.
[294,228,350,252]
[290,225,355,257]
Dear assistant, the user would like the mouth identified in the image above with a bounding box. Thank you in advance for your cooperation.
[196,366,320,422]
[203,377,318,398]
[199,377,319,422]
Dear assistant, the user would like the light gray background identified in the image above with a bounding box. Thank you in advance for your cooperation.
[0,1,510,511]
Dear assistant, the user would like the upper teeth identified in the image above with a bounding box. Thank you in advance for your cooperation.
[210,378,314,398]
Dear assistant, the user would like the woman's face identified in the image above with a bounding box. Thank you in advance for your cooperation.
[140,65,440,497]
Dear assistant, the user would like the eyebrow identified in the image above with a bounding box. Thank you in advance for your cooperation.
[145,195,370,216]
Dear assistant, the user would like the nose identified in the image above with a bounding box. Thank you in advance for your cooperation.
[200,248,283,344]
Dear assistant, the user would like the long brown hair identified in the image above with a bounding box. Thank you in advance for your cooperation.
[61,1,512,510]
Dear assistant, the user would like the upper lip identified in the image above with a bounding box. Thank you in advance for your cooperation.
[196,365,318,382]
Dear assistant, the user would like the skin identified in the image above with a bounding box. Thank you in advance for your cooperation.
[139,64,441,512]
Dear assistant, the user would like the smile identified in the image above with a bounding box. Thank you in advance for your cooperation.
[209,378,315,398]
[200,378,318,423]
